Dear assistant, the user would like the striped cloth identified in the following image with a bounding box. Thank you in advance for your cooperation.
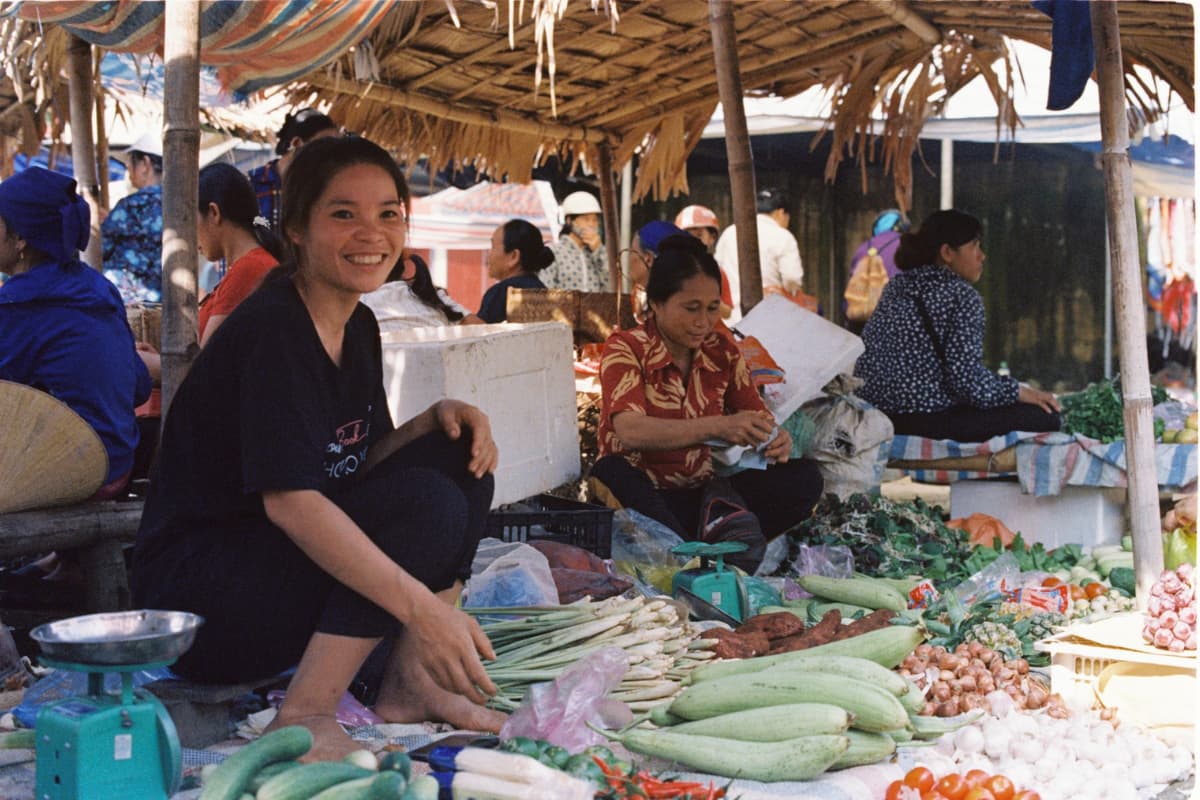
[14,0,394,96]
[889,432,1197,496]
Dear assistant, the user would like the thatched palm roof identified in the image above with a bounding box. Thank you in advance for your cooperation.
[286,1,1193,206]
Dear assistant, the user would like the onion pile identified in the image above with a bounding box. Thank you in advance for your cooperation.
[1142,563,1196,651]
[898,643,1070,718]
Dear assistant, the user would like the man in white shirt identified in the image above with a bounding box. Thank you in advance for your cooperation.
[714,188,804,315]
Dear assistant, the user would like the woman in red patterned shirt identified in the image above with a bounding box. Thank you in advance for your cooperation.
[592,235,823,572]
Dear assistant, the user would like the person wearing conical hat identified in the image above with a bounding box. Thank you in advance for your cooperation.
[0,166,152,496]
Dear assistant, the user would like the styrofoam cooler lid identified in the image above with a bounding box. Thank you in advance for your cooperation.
[733,295,864,422]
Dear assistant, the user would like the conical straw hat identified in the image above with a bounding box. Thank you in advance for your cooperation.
[0,380,107,514]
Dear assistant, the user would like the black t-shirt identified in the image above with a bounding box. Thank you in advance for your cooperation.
[476,273,545,323]
[136,273,394,562]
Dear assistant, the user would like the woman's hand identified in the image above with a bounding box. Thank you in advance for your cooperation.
[135,342,162,385]
[763,426,792,463]
[435,399,499,478]
[405,591,498,704]
[716,410,777,448]
[1019,383,1061,414]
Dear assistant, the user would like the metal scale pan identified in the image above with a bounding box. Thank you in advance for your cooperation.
[30,609,203,667]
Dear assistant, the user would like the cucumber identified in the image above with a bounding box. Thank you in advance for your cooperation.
[668,673,910,733]
[378,750,412,780]
[798,576,908,612]
[342,750,378,771]
[861,575,924,595]
[831,729,896,769]
[909,709,985,740]
[199,726,313,800]
[309,777,373,800]
[0,729,35,749]
[257,762,376,800]
[401,775,439,800]
[689,624,924,683]
[605,729,849,782]
[760,655,911,698]
[247,761,303,793]
[665,702,851,741]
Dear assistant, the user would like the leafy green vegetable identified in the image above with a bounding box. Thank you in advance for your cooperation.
[1060,376,1169,443]
[789,493,973,589]
[963,532,1082,575]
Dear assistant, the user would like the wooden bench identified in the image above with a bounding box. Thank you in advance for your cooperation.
[0,500,144,618]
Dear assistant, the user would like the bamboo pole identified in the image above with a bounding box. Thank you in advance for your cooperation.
[1090,1,1162,604]
[160,0,202,416]
[93,49,110,212]
[67,35,102,269]
[875,0,940,44]
[596,140,622,319]
[307,74,607,144]
[709,0,762,313]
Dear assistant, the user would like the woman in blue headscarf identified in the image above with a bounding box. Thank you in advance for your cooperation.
[0,167,152,499]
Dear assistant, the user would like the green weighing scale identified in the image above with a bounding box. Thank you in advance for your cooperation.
[670,541,750,625]
[29,610,204,800]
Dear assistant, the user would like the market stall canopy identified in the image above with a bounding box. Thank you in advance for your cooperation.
[407,180,557,251]
[2,1,1193,206]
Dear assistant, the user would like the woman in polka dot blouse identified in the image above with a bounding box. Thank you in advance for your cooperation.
[854,209,1061,442]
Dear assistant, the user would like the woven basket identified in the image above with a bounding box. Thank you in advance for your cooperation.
[0,381,107,513]
[507,288,634,344]
[125,303,162,349]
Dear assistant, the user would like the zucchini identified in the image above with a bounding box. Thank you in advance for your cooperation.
[885,727,914,743]
[909,709,985,740]
[831,729,896,769]
[664,702,851,741]
[797,576,907,612]
[648,703,685,727]
[605,729,849,782]
[401,775,439,800]
[898,677,927,715]
[689,624,924,683]
[199,726,313,800]
[257,762,375,800]
[668,673,910,732]
[0,729,35,749]
[760,655,911,698]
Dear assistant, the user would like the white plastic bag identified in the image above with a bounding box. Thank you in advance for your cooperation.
[464,543,558,608]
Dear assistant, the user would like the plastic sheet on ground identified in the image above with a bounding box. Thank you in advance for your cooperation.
[669,763,902,799]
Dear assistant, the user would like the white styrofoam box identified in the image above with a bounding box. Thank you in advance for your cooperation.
[378,321,580,507]
[733,295,864,422]
[949,480,1126,550]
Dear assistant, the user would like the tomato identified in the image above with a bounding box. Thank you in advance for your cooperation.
[935,773,968,800]
[885,780,908,800]
[1012,792,1041,800]
[963,770,991,790]
[1085,582,1107,599]
[1069,584,1086,600]
[963,789,997,800]
[904,767,936,795]
[1041,576,1062,587]
[986,775,1015,800]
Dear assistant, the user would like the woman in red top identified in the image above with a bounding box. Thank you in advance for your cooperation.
[197,163,285,346]
[592,235,823,572]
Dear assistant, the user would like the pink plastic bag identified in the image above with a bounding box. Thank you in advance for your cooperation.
[500,647,633,752]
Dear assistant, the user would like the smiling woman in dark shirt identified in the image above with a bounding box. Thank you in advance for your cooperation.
[854,209,1061,442]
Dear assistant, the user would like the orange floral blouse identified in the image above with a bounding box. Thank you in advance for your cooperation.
[598,316,768,489]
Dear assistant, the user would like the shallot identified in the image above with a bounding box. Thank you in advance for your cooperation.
[1143,565,1196,650]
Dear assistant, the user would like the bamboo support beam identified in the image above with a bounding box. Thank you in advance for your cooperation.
[709,0,762,313]
[161,0,202,417]
[308,74,608,144]
[1090,1,1162,605]
[596,141,622,318]
[67,35,101,269]
[875,0,940,44]
[93,50,109,212]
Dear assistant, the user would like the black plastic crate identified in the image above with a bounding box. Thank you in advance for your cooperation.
[484,493,614,558]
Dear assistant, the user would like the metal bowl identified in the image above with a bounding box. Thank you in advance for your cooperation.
[30,610,204,667]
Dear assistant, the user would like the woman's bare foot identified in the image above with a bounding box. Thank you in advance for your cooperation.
[374,640,507,732]
[266,712,360,762]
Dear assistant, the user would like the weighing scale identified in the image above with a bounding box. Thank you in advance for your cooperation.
[29,610,204,800]
[670,541,749,624]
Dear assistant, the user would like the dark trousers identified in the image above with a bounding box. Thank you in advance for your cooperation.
[133,432,493,684]
[591,455,824,540]
[887,403,1061,443]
